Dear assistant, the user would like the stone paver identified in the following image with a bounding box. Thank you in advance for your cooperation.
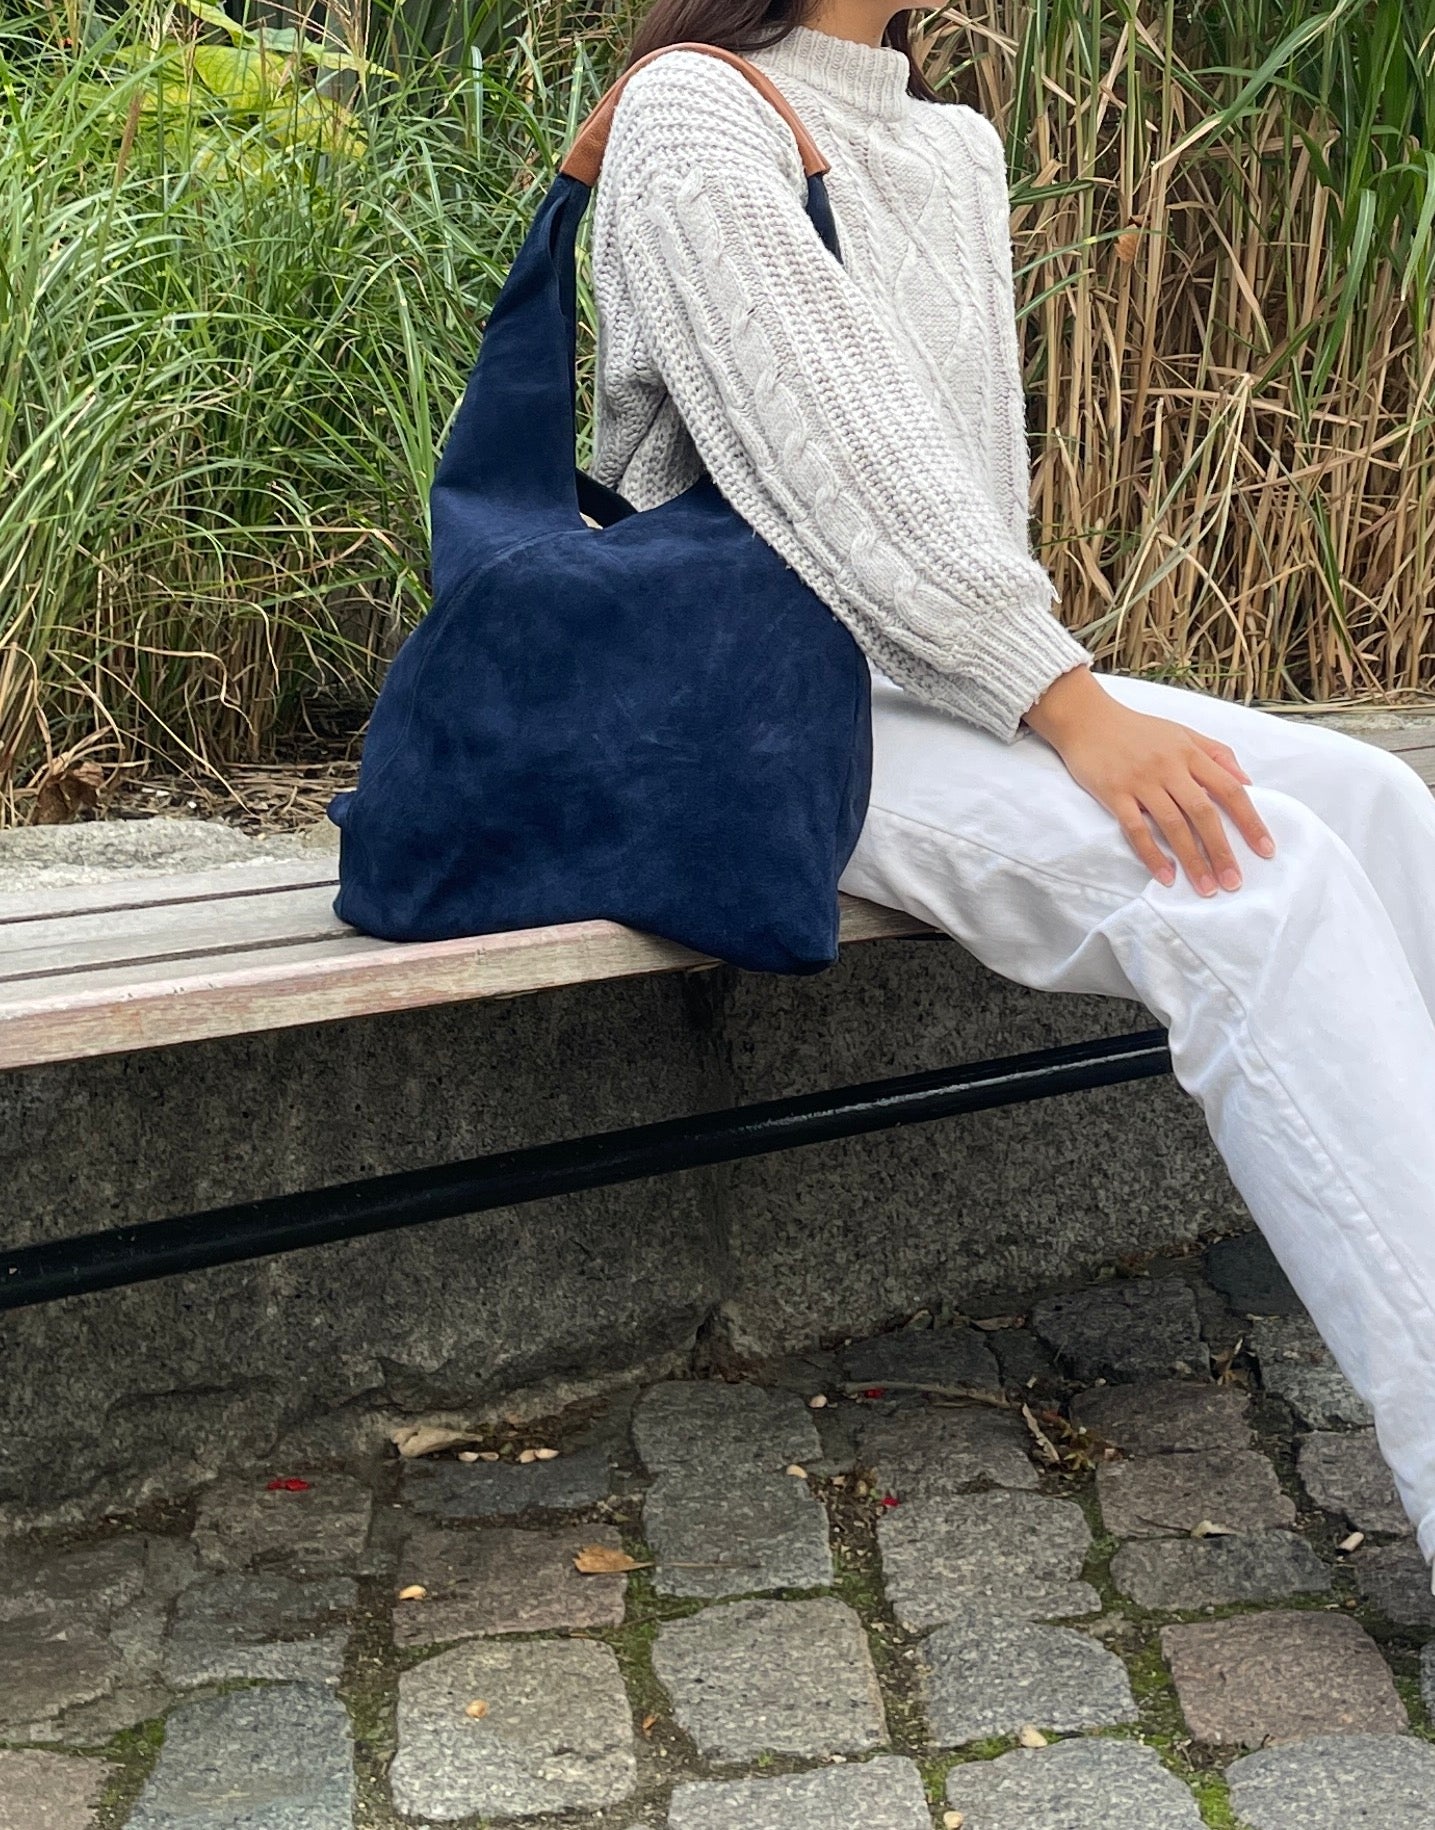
[652,1597,885,1760]
[1111,1532,1331,1609]
[1069,1380,1251,1455]
[0,1535,195,1737]
[160,1572,355,1687]
[1297,1429,1411,1535]
[192,1474,375,1574]
[1351,1540,1435,1626]
[1162,1610,1406,1745]
[393,1522,626,1646]
[989,1326,1057,1388]
[840,1324,1000,1392]
[1096,1448,1295,1536]
[164,1632,343,1689]
[0,1620,124,1737]
[1190,1274,1246,1355]
[919,1607,1137,1743]
[0,1750,105,1830]
[0,1538,150,1624]
[389,1637,637,1819]
[856,1403,1038,1497]
[1031,1279,1209,1381]
[128,1683,353,1829]
[634,1382,820,1474]
[667,1756,931,1829]
[878,1489,1098,1628]
[53,1683,172,1751]
[945,1737,1205,1829]
[1251,1317,1372,1426]
[401,1444,615,1519]
[644,1468,832,1598]
[1205,1230,1302,1315]
[635,1385,832,1596]
[1226,1734,1435,1830]
[3,1288,1430,1828]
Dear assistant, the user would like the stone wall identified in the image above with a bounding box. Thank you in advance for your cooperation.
[0,936,1245,1529]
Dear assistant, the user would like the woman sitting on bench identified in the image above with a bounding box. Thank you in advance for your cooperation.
[594,0,1435,1591]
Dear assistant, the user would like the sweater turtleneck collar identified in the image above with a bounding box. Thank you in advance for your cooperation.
[750,24,913,121]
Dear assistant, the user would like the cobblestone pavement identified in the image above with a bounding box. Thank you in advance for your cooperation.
[4,1230,1435,1829]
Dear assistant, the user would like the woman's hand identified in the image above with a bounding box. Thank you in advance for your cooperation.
[1023,668,1276,895]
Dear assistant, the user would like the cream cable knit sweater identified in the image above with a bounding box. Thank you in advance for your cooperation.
[590,26,1092,742]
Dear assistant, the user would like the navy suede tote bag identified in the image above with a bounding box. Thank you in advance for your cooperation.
[329,43,872,974]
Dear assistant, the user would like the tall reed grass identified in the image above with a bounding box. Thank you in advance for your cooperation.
[3,0,1432,813]
[927,0,1435,699]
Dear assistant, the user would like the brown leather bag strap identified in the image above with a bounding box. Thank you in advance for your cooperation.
[560,41,829,186]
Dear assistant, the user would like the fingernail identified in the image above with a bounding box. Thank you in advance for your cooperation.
[1198,878,1217,897]
[1256,836,1275,858]
[1220,868,1242,891]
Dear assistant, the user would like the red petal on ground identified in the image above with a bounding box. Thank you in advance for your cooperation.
[266,1477,312,1492]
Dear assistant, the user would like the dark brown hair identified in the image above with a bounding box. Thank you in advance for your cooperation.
[626,2,941,103]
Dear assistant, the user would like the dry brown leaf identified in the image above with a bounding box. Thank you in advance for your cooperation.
[1017,1725,1048,1748]
[1338,1530,1365,1554]
[1029,1409,1120,1473]
[973,1314,1024,1331]
[1191,1519,1237,1538]
[517,1448,538,1465]
[533,1447,560,1461]
[464,1699,489,1719]
[397,1584,428,1602]
[30,760,106,826]
[457,1451,480,1463]
[1211,1338,1246,1385]
[943,1813,965,1829]
[786,1464,808,1479]
[1114,227,1141,264]
[1021,1403,1062,1467]
[573,1545,650,1575]
[640,1712,659,1739]
[478,1451,500,1462]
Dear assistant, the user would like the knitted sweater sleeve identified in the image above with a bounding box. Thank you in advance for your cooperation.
[593,53,1092,742]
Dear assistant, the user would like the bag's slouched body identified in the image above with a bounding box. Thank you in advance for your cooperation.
[330,48,872,973]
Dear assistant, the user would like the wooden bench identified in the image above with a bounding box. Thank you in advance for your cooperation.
[3,721,1430,1312]
[0,870,933,1072]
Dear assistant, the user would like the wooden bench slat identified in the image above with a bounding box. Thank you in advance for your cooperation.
[0,858,337,927]
[0,896,934,1071]
[1304,722,1435,785]
[2,885,347,983]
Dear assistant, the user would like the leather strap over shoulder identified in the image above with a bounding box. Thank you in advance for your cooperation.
[560,41,830,186]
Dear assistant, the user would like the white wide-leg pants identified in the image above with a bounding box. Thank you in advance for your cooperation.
[839,664,1435,1559]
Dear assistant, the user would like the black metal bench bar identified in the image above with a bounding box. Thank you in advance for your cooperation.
[0,1027,1171,1311]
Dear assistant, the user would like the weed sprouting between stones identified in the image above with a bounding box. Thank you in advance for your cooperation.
[90,1716,165,1830]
